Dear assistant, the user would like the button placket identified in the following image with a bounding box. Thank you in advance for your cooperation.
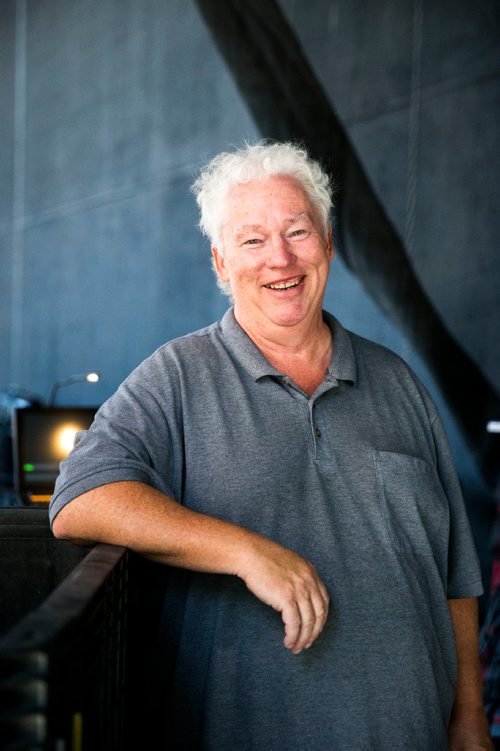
[309,396,331,462]
[308,400,319,456]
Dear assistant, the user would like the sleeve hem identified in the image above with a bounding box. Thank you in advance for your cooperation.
[49,465,174,525]
[446,581,484,599]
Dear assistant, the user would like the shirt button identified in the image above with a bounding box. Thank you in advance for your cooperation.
[315,427,321,438]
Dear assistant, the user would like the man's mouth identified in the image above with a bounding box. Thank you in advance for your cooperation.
[263,276,304,290]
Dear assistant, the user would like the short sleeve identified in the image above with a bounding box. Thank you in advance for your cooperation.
[49,356,180,525]
[430,412,484,599]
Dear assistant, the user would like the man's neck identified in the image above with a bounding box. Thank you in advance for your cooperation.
[234,307,333,396]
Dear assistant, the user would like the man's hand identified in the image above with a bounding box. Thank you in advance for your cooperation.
[236,535,329,654]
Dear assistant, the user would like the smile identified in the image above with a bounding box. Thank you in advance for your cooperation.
[263,276,304,290]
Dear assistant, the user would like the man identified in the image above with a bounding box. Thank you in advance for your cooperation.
[50,141,492,749]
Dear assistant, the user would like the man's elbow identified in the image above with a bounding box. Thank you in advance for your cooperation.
[51,510,70,540]
[51,503,94,546]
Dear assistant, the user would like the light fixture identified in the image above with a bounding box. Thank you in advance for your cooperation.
[48,372,101,406]
[53,423,83,457]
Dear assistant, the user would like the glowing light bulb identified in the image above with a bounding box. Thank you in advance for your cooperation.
[85,372,99,383]
[53,424,81,458]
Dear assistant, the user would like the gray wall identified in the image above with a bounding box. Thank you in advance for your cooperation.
[1,0,258,405]
[1,1,499,509]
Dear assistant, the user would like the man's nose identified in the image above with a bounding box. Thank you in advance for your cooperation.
[267,235,296,266]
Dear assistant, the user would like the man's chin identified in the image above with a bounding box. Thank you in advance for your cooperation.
[262,307,310,328]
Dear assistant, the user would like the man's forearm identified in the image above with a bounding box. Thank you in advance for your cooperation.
[447,597,493,750]
[51,480,329,654]
[52,480,262,573]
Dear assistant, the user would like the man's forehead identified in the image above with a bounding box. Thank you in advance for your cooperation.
[218,175,321,239]
[226,173,305,198]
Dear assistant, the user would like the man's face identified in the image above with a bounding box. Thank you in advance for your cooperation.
[212,175,333,333]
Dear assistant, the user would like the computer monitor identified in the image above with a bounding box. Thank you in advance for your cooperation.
[12,406,97,503]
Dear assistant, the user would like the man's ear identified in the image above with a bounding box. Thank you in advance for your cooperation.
[211,246,229,282]
[326,226,334,261]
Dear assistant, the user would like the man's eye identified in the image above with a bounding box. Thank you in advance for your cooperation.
[242,238,262,245]
[289,229,308,238]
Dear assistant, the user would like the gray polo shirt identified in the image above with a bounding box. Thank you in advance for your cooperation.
[50,309,483,750]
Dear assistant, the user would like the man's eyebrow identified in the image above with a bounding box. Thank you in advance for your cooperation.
[286,211,314,225]
[234,224,264,236]
[231,224,266,242]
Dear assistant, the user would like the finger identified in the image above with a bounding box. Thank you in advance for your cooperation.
[317,578,330,610]
[293,594,319,653]
[282,572,329,653]
[296,586,329,652]
[282,601,302,651]
[313,580,329,623]
[295,566,329,648]
[303,589,329,649]
[307,562,329,608]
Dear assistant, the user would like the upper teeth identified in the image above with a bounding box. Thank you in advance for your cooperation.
[266,278,301,290]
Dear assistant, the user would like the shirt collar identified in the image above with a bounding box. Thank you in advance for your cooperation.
[220,307,357,385]
[323,310,357,384]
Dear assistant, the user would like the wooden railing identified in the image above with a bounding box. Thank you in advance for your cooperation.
[0,510,128,751]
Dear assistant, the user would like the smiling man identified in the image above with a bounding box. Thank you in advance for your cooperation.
[50,141,491,749]
[212,173,334,397]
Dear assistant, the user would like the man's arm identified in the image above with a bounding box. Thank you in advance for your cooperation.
[52,480,329,655]
[447,597,493,750]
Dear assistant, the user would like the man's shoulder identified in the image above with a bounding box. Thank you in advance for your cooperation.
[341,325,436,414]
[326,311,399,362]
[153,319,223,359]
[346,327,407,368]
[125,317,227,389]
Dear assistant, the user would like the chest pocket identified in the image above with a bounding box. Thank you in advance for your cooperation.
[374,450,449,560]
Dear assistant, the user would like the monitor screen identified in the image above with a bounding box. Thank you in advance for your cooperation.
[12,406,98,502]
